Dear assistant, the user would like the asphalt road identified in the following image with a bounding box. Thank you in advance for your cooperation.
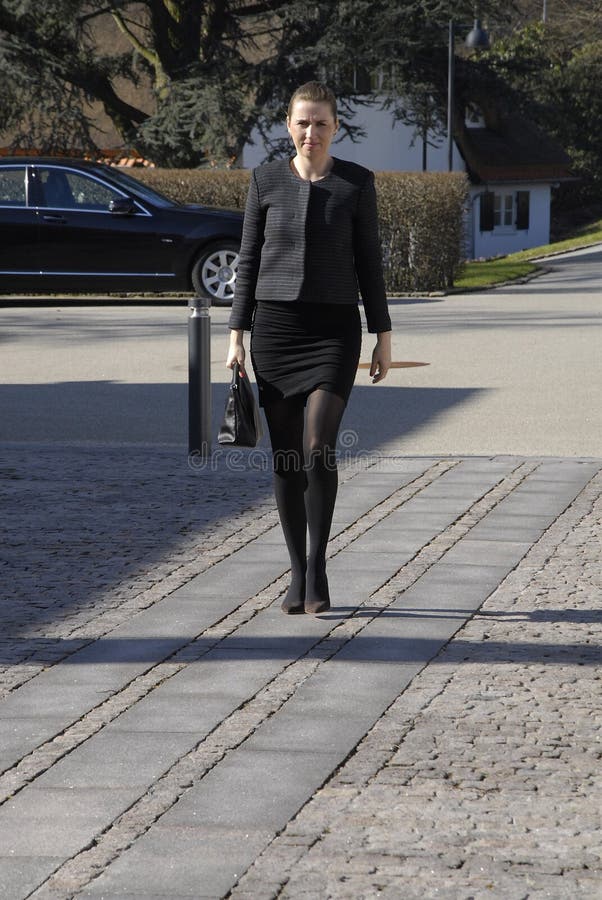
[1,244,600,456]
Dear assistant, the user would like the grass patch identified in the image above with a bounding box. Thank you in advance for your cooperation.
[454,259,538,290]
[513,217,602,260]
[453,216,602,290]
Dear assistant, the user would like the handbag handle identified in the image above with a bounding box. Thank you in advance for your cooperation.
[230,361,241,389]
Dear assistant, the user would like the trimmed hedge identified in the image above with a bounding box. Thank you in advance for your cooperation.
[376,172,468,292]
[131,168,468,293]
[132,168,251,212]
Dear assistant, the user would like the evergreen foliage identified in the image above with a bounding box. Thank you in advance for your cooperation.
[0,0,601,204]
[0,0,499,165]
[485,13,602,204]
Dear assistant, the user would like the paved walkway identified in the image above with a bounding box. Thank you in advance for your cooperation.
[1,246,601,897]
[1,445,600,898]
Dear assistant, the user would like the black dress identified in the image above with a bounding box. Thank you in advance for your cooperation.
[250,299,361,407]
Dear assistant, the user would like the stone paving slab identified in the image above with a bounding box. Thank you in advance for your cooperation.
[394,562,516,606]
[63,460,599,898]
[80,826,275,899]
[439,538,534,566]
[34,730,197,790]
[343,527,440,552]
[230,468,602,900]
[465,513,552,541]
[1,717,72,771]
[0,859,65,900]
[0,448,600,899]
[0,680,114,719]
[155,648,286,695]
[0,787,142,857]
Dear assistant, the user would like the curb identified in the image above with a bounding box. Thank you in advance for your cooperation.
[529,238,602,260]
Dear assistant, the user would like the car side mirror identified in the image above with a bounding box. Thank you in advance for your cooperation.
[109,197,136,215]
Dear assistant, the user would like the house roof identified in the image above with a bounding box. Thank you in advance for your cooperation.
[456,114,573,184]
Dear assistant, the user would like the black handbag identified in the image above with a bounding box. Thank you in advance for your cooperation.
[218,362,263,447]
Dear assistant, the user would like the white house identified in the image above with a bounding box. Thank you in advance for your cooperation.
[242,100,572,260]
[455,109,572,259]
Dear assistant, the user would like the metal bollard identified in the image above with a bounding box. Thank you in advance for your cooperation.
[188,295,211,458]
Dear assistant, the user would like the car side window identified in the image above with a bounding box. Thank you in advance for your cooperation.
[0,168,26,207]
[39,168,123,211]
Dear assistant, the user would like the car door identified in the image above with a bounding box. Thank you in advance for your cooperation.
[0,165,40,279]
[34,165,176,289]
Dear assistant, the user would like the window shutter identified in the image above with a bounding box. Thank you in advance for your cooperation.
[480,192,494,231]
[516,191,530,230]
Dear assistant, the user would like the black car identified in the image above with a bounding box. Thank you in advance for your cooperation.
[0,157,242,303]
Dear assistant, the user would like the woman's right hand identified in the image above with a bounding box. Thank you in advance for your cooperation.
[226,329,246,375]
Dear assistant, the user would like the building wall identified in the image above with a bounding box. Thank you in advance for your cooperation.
[468,184,551,259]
[242,101,465,171]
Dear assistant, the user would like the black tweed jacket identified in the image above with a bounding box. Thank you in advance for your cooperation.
[228,157,392,334]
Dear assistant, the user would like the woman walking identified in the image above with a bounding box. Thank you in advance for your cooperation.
[227,81,392,615]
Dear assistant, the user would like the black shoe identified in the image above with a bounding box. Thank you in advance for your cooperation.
[281,594,305,614]
[281,576,306,614]
[304,570,330,615]
[304,596,330,615]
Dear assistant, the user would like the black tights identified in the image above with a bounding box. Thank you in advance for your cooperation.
[263,388,346,611]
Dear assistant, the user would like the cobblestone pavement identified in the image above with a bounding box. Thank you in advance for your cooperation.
[0,444,275,693]
[0,444,600,899]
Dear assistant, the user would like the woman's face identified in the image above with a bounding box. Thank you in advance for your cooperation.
[287,100,338,160]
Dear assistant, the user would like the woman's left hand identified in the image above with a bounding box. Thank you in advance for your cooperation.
[370,331,392,383]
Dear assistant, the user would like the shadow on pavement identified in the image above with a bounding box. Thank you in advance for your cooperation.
[0,632,599,667]
[479,608,602,624]
[1,383,483,636]
[0,381,484,445]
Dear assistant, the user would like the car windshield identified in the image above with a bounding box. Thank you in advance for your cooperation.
[104,167,180,208]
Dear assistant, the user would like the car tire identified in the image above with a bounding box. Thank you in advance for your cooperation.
[191,240,240,306]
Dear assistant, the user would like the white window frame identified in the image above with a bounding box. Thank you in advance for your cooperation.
[493,192,515,231]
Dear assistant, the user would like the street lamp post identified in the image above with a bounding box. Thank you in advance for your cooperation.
[447,19,491,172]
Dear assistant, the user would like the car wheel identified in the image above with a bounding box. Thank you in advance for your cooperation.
[191,240,240,305]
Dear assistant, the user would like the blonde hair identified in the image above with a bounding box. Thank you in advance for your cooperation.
[287,81,338,121]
